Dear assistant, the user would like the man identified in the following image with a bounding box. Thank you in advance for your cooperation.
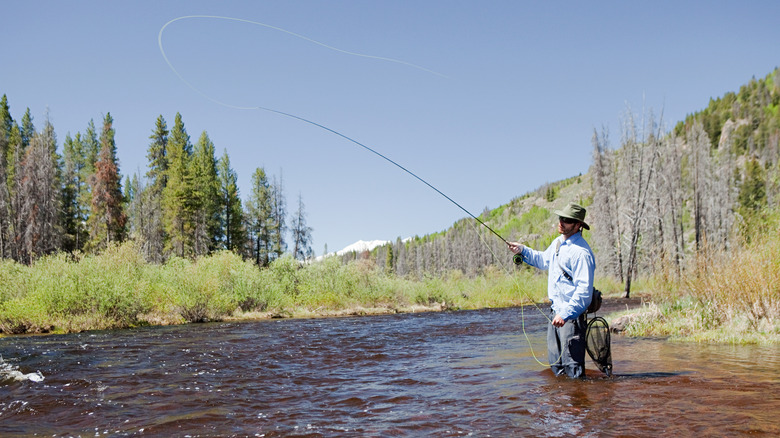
[508,202,595,378]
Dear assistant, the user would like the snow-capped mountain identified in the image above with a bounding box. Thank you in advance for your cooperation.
[316,239,390,260]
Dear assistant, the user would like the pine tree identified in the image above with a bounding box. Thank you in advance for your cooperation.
[0,96,11,259]
[124,173,139,237]
[87,113,126,251]
[15,121,61,263]
[162,113,194,258]
[76,119,100,230]
[0,126,9,259]
[140,115,168,262]
[217,150,245,252]
[61,133,82,252]
[270,173,287,260]
[246,167,273,266]
[290,193,313,261]
[20,109,34,151]
[738,156,767,222]
[0,95,12,142]
[192,131,221,256]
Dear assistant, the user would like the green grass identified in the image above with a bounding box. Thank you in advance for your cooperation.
[2,208,778,345]
[0,242,553,335]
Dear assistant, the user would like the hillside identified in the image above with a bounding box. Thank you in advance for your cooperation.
[345,68,780,292]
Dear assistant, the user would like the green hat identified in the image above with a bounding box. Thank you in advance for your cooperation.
[554,202,590,230]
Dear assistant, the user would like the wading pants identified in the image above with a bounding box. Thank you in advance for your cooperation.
[547,310,587,379]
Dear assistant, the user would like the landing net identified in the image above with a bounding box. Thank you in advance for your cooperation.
[586,316,612,376]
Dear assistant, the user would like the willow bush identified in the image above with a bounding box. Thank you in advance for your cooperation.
[0,241,594,335]
[617,210,780,344]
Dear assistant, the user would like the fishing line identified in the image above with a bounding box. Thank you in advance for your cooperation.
[159,14,554,365]
[158,15,505,245]
[469,222,562,367]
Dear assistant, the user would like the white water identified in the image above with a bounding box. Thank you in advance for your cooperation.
[0,355,44,383]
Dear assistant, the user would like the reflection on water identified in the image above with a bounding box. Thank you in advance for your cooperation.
[1,307,778,436]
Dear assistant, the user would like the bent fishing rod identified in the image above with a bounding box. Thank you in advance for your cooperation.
[159,15,510,248]
[262,107,511,247]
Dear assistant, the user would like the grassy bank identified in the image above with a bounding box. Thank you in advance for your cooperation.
[608,212,780,344]
[0,242,548,335]
[2,227,776,344]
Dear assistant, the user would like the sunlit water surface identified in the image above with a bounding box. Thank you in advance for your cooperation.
[1,307,778,436]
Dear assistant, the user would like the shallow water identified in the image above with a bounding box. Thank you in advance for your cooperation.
[1,306,778,436]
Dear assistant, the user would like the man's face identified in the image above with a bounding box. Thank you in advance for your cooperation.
[557,216,581,236]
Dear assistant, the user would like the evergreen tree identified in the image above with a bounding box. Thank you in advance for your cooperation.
[20,108,34,151]
[191,131,221,255]
[0,95,12,142]
[738,156,766,218]
[217,149,245,252]
[123,174,134,231]
[87,113,126,251]
[270,173,287,260]
[146,115,168,193]
[162,112,195,257]
[246,167,273,266]
[290,193,313,261]
[6,123,24,260]
[61,133,82,252]
[0,126,9,259]
[140,115,168,262]
[385,241,394,273]
[76,119,100,228]
[83,119,100,173]
[0,96,11,259]
[59,130,94,252]
[124,172,144,241]
[15,122,61,263]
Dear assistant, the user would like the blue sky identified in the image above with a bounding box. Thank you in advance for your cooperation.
[3,1,779,254]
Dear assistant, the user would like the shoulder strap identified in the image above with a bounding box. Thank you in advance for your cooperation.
[555,239,573,282]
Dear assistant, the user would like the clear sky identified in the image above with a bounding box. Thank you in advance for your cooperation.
[3,1,779,254]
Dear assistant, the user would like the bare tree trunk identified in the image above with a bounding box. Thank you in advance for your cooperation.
[618,109,661,298]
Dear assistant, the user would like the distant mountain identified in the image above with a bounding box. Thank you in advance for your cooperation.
[318,239,391,260]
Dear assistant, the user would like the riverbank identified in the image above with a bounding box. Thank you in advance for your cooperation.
[604,213,780,345]
[1,232,776,344]
[0,243,550,336]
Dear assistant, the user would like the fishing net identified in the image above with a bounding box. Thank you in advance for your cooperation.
[586,316,612,376]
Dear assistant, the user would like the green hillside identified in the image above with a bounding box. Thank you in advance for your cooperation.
[354,68,780,293]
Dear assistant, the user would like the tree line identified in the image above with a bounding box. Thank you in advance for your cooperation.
[0,95,313,265]
[590,69,780,296]
[346,69,780,295]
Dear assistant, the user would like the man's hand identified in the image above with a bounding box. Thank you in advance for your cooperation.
[552,314,566,327]
[507,241,524,254]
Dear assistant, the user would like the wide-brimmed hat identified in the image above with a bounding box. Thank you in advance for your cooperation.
[554,202,590,230]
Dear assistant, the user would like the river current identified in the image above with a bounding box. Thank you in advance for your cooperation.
[1,306,778,436]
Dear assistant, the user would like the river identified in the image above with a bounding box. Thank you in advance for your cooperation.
[1,306,778,436]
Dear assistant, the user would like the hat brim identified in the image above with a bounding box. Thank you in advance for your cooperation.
[554,209,590,230]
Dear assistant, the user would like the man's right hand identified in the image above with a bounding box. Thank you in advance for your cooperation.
[507,242,524,254]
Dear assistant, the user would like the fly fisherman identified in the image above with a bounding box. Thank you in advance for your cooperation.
[508,202,595,379]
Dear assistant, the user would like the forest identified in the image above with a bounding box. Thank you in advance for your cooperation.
[0,106,314,266]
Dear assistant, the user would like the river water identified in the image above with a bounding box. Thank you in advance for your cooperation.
[1,306,778,437]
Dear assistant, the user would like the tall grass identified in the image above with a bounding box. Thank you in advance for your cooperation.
[616,210,780,344]
[0,242,551,335]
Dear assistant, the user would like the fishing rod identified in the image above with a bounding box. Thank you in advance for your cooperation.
[263,109,511,247]
[159,15,510,248]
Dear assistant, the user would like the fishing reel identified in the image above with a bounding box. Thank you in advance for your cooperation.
[512,253,524,266]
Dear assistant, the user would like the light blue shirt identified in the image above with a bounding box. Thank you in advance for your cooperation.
[521,232,595,321]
